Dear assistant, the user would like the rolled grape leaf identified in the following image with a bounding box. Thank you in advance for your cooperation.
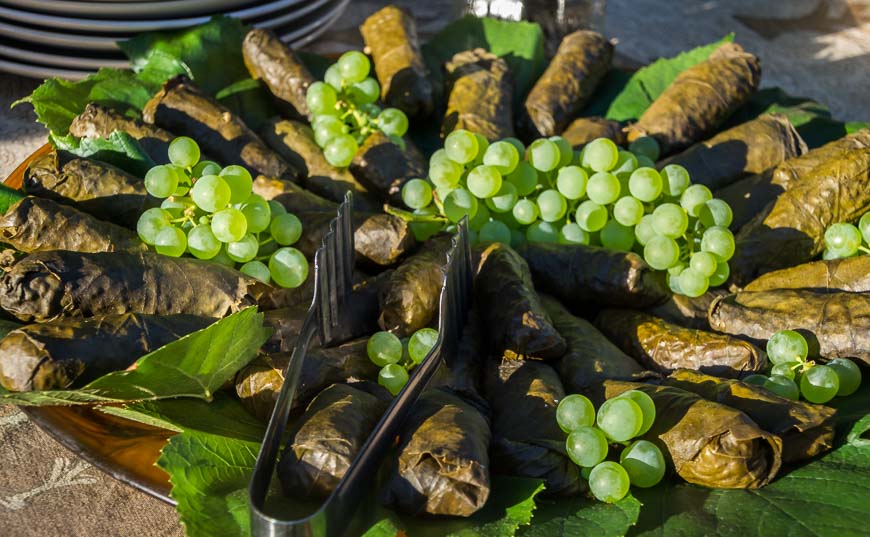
[428,308,487,405]
[0,196,145,254]
[708,289,870,366]
[517,242,669,309]
[601,380,782,489]
[242,28,315,119]
[660,113,806,191]
[743,256,870,293]
[360,5,433,117]
[252,175,336,213]
[561,116,625,149]
[664,369,836,464]
[645,289,725,330]
[520,30,612,138]
[23,148,157,228]
[69,103,177,165]
[142,75,299,181]
[626,43,761,155]
[595,309,767,378]
[0,313,213,392]
[349,131,426,205]
[442,48,515,141]
[476,243,566,361]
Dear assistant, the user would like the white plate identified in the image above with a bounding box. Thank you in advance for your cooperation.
[0,41,128,69]
[0,0,259,19]
[0,56,91,79]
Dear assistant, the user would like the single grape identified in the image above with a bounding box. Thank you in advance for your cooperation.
[512,198,539,225]
[211,207,248,243]
[145,165,180,199]
[378,108,409,137]
[588,461,631,503]
[241,197,272,233]
[699,198,733,228]
[537,189,567,222]
[270,213,303,245]
[467,165,503,198]
[620,440,665,488]
[628,136,660,162]
[575,200,608,232]
[822,247,851,260]
[168,136,200,168]
[483,141,520,175]
[186,225,221,259]
[408,328,438,364]
[824,223,862,257]
[613,196,644,227]
[678,267,709,297]
[324,64,344,90]
[701,226,736,261]
[559,223,590,245]
[771,362,798,380]
[348,78,379,105]
[612,150,638,175]
[444,129,479,164]
[219,165,253,204]
[269,247,309,288]
[628,167,663,202]
[379,363,409,396]
[556,394,596,433]
[634,215,657,246]
[444,188,479,223]
[191,174,231,212]
[635,155,656,169]
[800,365,840,403]
[643,236,680,270]
[240,260,271,283]
[268,200,287,217]
[210,247,235,267]
[859,211,870,244]
[680,184,713,217]
[490,209,520,229]
[192,160,221,178]
[566,426,609,468]
[409,206,443,242]
[549,136,574,168]
[468,202,491,231]
[587,172,621,205]
[597,397,643,442]
[137,207,172,245]
[651,203,689,238]
[708,261,730,287]
[402,179,433,210]
[486,182,518,214]
[766,330,809,365]
[689,251,718,277]
[479,220,512,244]
[660,164,690,197]
[314,115,346,147]
[526,221,559,243]
[306,81,338,116]
[154,226,187,257]
[472,133,489,165]
[582,138,620,172]
[600,220,635,251]
[429,157,463,189]
[743,374,769,386]
[501,137,525,155]
[827,358,862,396]
[555,166,587,200]
[617,390,656,435]
[527,138,560,172]
[764,374,800,400]
[324,134,359,168]
[226,233,259,263]
[506,161,538,197]
[161,196,194,219]
[337,50,370,83]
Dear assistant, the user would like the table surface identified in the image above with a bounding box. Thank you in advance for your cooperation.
[1,1,868,536]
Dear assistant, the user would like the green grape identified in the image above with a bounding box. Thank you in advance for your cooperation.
[258,239,278,257]
[154,226,187,257]
[859,211,870,244]
[589,461,631,503]
[191,174,231,212]
[379,363,409,396]
[144,165,180,199]
[824,223,862,257]
[575,200,608,232]
[268,200,287,217]
[337,50,370,83]
[643,236,680,270]
[743,374,769,386]
[635,155,655,169]
[580,466,593,480]
[210,246,235,267]
[510,228,526,249]
[537,189,567,222]
[211,207,247,243]
[582,138,619,172]
[617,390,656,435]
[444,188,479,223]
[628,136,660,161]
[651,203,689,238]
[402,179,433,209]
[660,164,690,197]
[226,233,259,263]
[822,247,850,260]
[586,172,621,205]
[241,197,272,233]
[526,221,559,243]
[701,226,736,261]
[408,328,438,364]
[827,358,862,396]
[192,160,221,178]
[634,215,656,246]
[349,77,380,104]
[378,108,409,137]
[444,129,479,164]
[628,167,663,202]
[467,165,503,198]
[612,150,638,175]
[483,141,520,175]
[490,209,520,229]
[314,115,346,147]
[168,136,200,168]
[620,440,665,488]
[161,196,194,219]
[409,207,444,242]
[566,426,609,468]
[472,133,489,165]
[764,374,800,400]
[559,223,590,245]
[689,251,718,277]
[324,64,344,90]
[486,182,518,213]
[556,166,588,200]
[678,267,709,297]
[306,81,337,115]
[240,260,271,283]
[771,362,798,380]
[766,330,809,365]
[613,196,644,227]
[219,165,253,204]
[186,225,221,259]
[600,220,635,251]
[556,394,596,432]
[708,261,730,287]
[502,137,525,155]
[270,213,303,246]
[512,198,539,225]
[527,138,560,172]
[597,397,643,442]
[324,134,358,168]
[699,198,733,228]
[506,161,538,196]
[479,220,511,244]
[429,157,463,189]
[680,184,713,217]
[549,136,574,168]
[468,202,490,231]
[269,247,308,288]
[137,207,172,245]
[800,365,839,403]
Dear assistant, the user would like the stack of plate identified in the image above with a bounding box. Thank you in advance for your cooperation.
[0,0,349,79]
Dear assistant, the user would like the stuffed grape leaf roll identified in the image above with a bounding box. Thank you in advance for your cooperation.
[69,103,177,165]
[442,48,515,141]
[595,309,766,378]
[743,256,870,293]
[521,30,612,138]
[664,369,836,463]
[252,176,337,213]
[0,313,213,392]
[0,197,145,254]
[626,43,761,155]
[561,117,625,149]
[645,289,725,330]
[601,380,782,489]
[349,131,427,205]
[242,28,315,119]
[360,5,433,117]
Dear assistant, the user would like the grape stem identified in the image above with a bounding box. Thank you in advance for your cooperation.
[384,204,448,224]
[858,246,870,254]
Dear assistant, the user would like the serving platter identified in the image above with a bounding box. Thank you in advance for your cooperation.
[0,0,260,19]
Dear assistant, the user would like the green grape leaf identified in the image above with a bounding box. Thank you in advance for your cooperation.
[0,308,270,406]
[50,130,156,178]
[516,495,641,537]
[0,184,25,216]
[847,415,870,447]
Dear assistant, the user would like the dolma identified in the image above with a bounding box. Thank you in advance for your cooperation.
[595,309,766,378]
[517,242,669,309]
[0,197,145,254]
[626,43,761,155]
[278,382,389,500]
[645,289,725,330]
[660,113,806,191]
[730,147,870,285]
[543,296,653,400]
[360,5,433,117]
[475,243,566,361]
[0,313,212,392]
[349,131,426,205]
[142,75,299,181]
[708,289,870,366]
[259,118,381,212]
[0,250,271,322]
[483,358,582,496]
[602,380,782,489]
[664,369,836,463]
[23,148,156,228]
[442,48,515,141]
[242,28,315,119]
[743,256,870,293]
[379,234,452,336]
[252,176,336,213]
[69,103,176,165]
[521,30,612,138]
[561,117,625,149]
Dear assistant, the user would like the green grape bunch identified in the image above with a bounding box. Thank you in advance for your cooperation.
[366,328,438,396]
[137,137,309,289]
[822,210,870,259]
[398,131,737,297]
[307,50,410,168]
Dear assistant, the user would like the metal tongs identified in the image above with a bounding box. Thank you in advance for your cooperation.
[249,192,473,537]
